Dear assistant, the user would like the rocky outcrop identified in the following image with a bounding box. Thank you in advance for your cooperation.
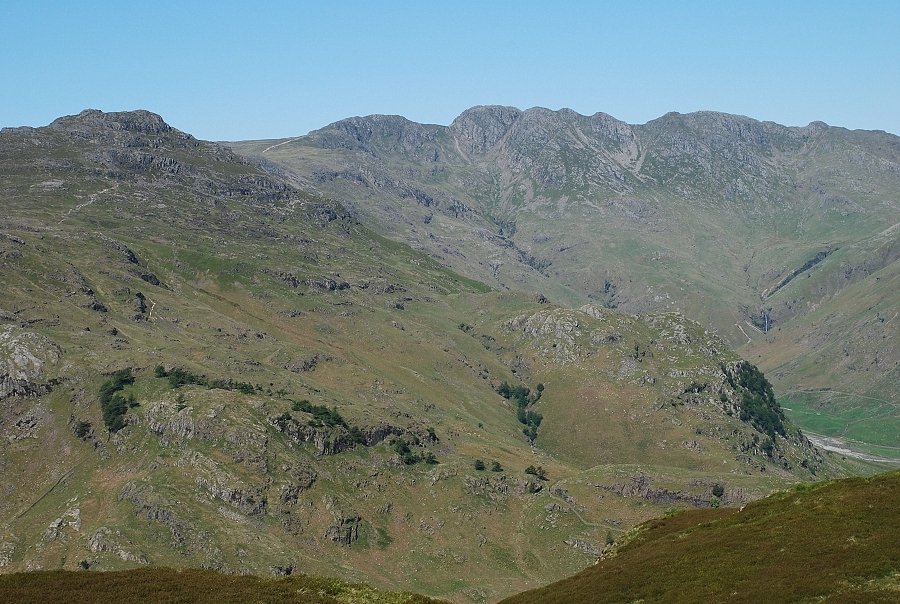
[305,277,350,291]
[565,537,602,557]
[118,482,187,548]
[279,466,318,506]
[325,513,361,545]
[600,475,747,507]
[0,326,61,400]
[284,353,331,374]
[195,475,267,517]
[146,401,212,445]
[323,497,362,546]
[88,527,148,563]
[464,474,543,502]
[270,414,403,456]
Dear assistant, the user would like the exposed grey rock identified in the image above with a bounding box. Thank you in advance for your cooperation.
[324,508,361,545]
[118,482,186,548]
[0,326,61,400]
[88,527,148,563]
[565,537,602,557]
[140,272,161,286]
[270,414,403,456]
[600,475,747,507]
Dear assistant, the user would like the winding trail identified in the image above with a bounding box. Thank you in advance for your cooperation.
[58,185,116,224]
[735,322,752,344]
[261,138,301,154]
[547,478,627,533]
[783,389,893,405]
[805,432,900,464]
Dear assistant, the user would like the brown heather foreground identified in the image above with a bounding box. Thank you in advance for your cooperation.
[501,470,900,604]
[0,568,446,604]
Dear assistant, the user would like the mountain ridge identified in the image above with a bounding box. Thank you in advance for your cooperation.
[231,105,899,452]
[0,108,864,602]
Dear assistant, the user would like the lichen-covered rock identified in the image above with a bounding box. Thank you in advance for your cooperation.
[0,326,61,400]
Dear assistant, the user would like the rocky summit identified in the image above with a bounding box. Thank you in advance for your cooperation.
[0,108,894,602]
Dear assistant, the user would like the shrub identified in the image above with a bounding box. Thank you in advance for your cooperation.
[525,465,548,480]
[392,439,419,465]
[74,420,92,439]
[490,461,503,472]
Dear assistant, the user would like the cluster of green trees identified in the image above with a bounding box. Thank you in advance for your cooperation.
[728,362,787,438]
[392,438,437,465]
[99,369,136,432]
[154,366,258,395]
[498,381,545,442]
[473,459,503,472]
[291,399,346,428]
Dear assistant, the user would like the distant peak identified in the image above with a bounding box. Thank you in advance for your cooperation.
[451,105,523,127]
[50,108,174,135]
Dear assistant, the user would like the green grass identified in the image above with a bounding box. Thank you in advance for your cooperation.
[781,391,900,457]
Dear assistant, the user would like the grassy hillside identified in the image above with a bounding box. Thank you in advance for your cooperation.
[501,470,900,604]
[0,568,444,603]
[0,110,879,602]
[231,107,900,454]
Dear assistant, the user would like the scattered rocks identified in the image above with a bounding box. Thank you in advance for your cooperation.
[284,353,330,374]
[565,537,602,557]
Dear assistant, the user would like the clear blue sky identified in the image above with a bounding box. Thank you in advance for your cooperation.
[2,1,898,140]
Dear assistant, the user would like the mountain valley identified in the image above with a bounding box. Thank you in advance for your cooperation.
[0,107,896,602]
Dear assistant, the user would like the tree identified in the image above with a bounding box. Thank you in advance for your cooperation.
[474,459,486,471]
[712,484,725,498]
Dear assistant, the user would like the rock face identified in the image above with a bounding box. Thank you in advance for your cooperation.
[0,326,61,400]
[600,475,748,508]
[325,512,361,545]
[270,414,403,456]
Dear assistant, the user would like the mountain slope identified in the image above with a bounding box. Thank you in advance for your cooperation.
[230,106,900,450]
[500,469,900,604]
[0,110,867,602]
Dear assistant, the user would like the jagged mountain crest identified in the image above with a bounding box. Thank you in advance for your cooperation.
[233,105,900,442]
